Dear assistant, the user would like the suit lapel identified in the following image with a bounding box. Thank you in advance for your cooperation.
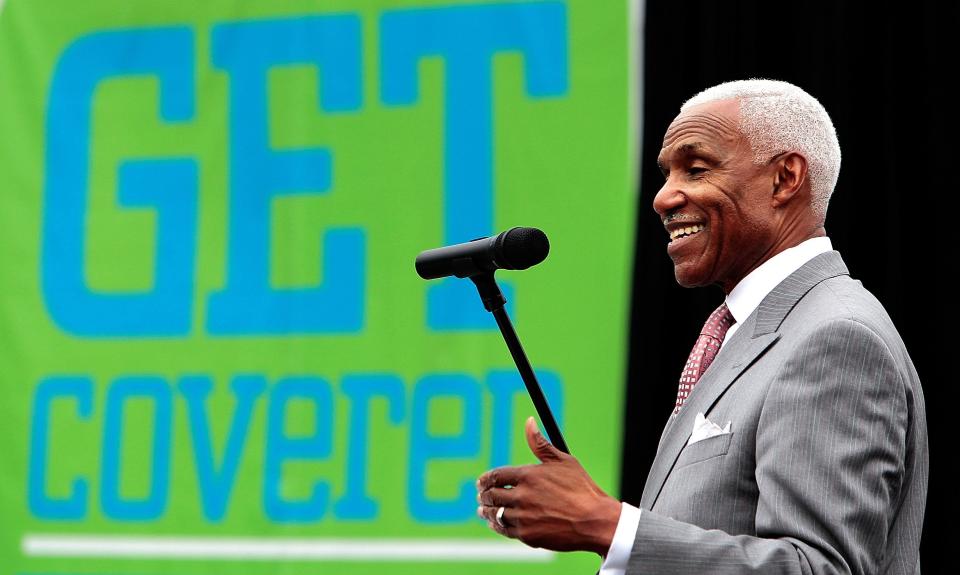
[640,322,778,510]
[639,251,851,511]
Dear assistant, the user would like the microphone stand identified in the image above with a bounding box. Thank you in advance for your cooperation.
[469,272,569,454]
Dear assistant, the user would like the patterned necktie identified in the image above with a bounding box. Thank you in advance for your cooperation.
[673,302,736,415]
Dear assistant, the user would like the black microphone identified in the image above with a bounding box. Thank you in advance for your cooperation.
[415,227,550,280]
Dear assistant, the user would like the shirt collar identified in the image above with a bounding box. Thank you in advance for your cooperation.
[725,237,833,325]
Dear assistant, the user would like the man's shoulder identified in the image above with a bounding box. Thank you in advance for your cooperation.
[784,273,916,371]
[798,274,895,330]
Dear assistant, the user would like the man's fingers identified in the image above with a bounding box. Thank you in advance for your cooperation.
[478,485,519,508]
[477,465,525,490]
[476,504,499,524]
[525,416,564,463]
[477,504,519,539]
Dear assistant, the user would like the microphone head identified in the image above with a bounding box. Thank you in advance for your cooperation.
[496,227,550,270]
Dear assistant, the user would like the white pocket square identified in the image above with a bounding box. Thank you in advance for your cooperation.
[687,412,731,445]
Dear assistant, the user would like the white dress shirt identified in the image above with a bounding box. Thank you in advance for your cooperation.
[598,237,833,574]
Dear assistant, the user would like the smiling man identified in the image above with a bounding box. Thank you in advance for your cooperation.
[476,79,928,574]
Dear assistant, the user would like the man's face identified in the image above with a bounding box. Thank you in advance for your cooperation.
[654,99,779,292]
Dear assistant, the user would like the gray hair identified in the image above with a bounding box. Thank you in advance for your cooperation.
[682,79,841,221]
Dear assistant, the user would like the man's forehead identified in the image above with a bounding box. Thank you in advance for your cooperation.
[659,141,711,159]
[660,100,741,155]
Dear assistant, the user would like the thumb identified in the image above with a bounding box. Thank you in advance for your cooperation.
[525,416,563,462]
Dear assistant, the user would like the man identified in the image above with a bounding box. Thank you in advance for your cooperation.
[476,79,928,574]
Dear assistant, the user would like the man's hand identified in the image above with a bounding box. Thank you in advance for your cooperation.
[476,417,622,555]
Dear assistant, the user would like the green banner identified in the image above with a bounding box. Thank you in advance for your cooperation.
[0,0,636,573]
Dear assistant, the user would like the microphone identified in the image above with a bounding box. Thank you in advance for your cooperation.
[414,226,568,452]
[415,227,550,280]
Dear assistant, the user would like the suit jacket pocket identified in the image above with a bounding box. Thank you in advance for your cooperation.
[674,432,733,469]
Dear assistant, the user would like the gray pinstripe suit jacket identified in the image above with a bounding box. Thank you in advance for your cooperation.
[627,251,928,574]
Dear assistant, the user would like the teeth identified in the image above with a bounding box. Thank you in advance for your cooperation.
[670,224,705,241]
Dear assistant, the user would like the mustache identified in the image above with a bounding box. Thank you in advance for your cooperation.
[662,212,702,225]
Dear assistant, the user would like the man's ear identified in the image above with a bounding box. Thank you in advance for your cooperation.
[771,152,808,207]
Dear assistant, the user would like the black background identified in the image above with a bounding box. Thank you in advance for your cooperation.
[620,0,957,571]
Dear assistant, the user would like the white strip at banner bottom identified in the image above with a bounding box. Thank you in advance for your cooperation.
[22,534,555,562]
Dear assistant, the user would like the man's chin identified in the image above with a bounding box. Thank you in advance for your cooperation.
[675,276,708,289]
[672,264,711,289]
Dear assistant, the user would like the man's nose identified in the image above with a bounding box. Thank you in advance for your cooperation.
[652,180,686,217]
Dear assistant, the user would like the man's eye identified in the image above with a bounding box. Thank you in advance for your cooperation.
[688,167,708,177]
